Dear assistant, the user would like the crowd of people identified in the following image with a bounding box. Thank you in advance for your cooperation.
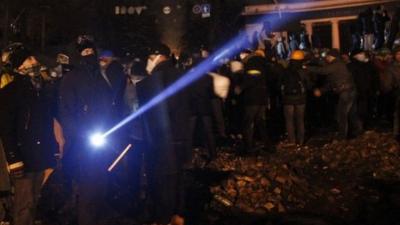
[0,17,399,225]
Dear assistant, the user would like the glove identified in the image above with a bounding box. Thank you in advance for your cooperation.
[8,161,24,179]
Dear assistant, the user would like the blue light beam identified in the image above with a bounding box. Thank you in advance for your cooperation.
[102,34,247,138]
[101,13,296,139]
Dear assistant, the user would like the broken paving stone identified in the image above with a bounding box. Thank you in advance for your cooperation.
[264,202,275,211]
[205,131,400,216]
[273,187,282,194]
[275,176,286,184]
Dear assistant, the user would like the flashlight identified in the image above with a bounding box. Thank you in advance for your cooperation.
[90,133,106,147]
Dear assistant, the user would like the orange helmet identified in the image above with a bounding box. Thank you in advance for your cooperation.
[290,50,305,61]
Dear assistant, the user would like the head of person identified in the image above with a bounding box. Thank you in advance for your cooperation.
[289,50,305,69]
[76,35,97,67]
[4,43,39,76]
[325,49,340,64]
[146,43,170,75]
[393,47,400,63]
[351,49,369,63]
[200,46,209,59]
[99,50,114,70]
[239,49,252,61]
[376,48,392,63]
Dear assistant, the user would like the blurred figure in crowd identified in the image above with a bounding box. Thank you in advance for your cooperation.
[280,50,311,146]
[308,49,362,140]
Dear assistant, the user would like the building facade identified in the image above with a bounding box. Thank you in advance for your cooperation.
[243,0,399,50]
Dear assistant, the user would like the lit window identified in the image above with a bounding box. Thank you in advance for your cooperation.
[128,6,135,15]
[120,6,127,15]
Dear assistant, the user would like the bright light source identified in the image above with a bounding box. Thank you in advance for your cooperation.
[115,6,120,15]
[90,133,106,147]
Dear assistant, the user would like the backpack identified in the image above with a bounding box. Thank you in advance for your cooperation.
[280,69,305,96]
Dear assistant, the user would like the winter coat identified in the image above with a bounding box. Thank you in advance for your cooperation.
[58,62,126,145]
[348,60,379,96]
[374,59,393,93]
[240,55,269,106]
[280,62,311,105]
[136,60,190,174]
[0,74,57,172]
[0,75,19,168]
[373,12,390,34]
[189,75,214,116]
[386,61,400,97]
[308,59,355,94]
[360,9,374,34]
[0,139,10,192]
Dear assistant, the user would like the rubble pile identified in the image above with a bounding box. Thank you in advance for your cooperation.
[199,131,400,215]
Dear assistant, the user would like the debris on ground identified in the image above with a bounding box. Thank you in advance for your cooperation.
[194,131,400,218]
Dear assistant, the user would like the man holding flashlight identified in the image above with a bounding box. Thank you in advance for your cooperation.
[58,36,125,225]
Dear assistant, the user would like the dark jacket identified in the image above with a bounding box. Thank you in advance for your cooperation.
[137,60,191,141]
[58,62,125,145]
[360,9,374,34]
[373,11,390,34]
[348,60,379,96]
[240,55,268,106]
[136,60,190,174]
[0,139,11,192]
[386,61,400,96]
[0,75,20,167]
[189,75,214,116]
[308,59,355,94]
[280,61,311,105]
[0,74,57,172]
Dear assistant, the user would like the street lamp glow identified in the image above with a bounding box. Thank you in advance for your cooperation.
[90,133,106,147]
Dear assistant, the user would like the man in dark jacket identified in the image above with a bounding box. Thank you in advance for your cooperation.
[237,51,273,153]
[386,47,400,139]
[372,6,390,50]
[136,44,190,224]
[58,36,125,225]
[308,49,362,140]
[185,53,217,162]
[348,49,379,128]
[359,8,374,51]
[387,7,400,50]
[0,43,60,225]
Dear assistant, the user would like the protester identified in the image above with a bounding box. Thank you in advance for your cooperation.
[238,50,274,153]
[386,47,400,140]
[280,50,311,146]
[136,43,190,225]
[0,43,61,225]
[308,49,363,140]
[58,35,125,225]
[348,49,379,128]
